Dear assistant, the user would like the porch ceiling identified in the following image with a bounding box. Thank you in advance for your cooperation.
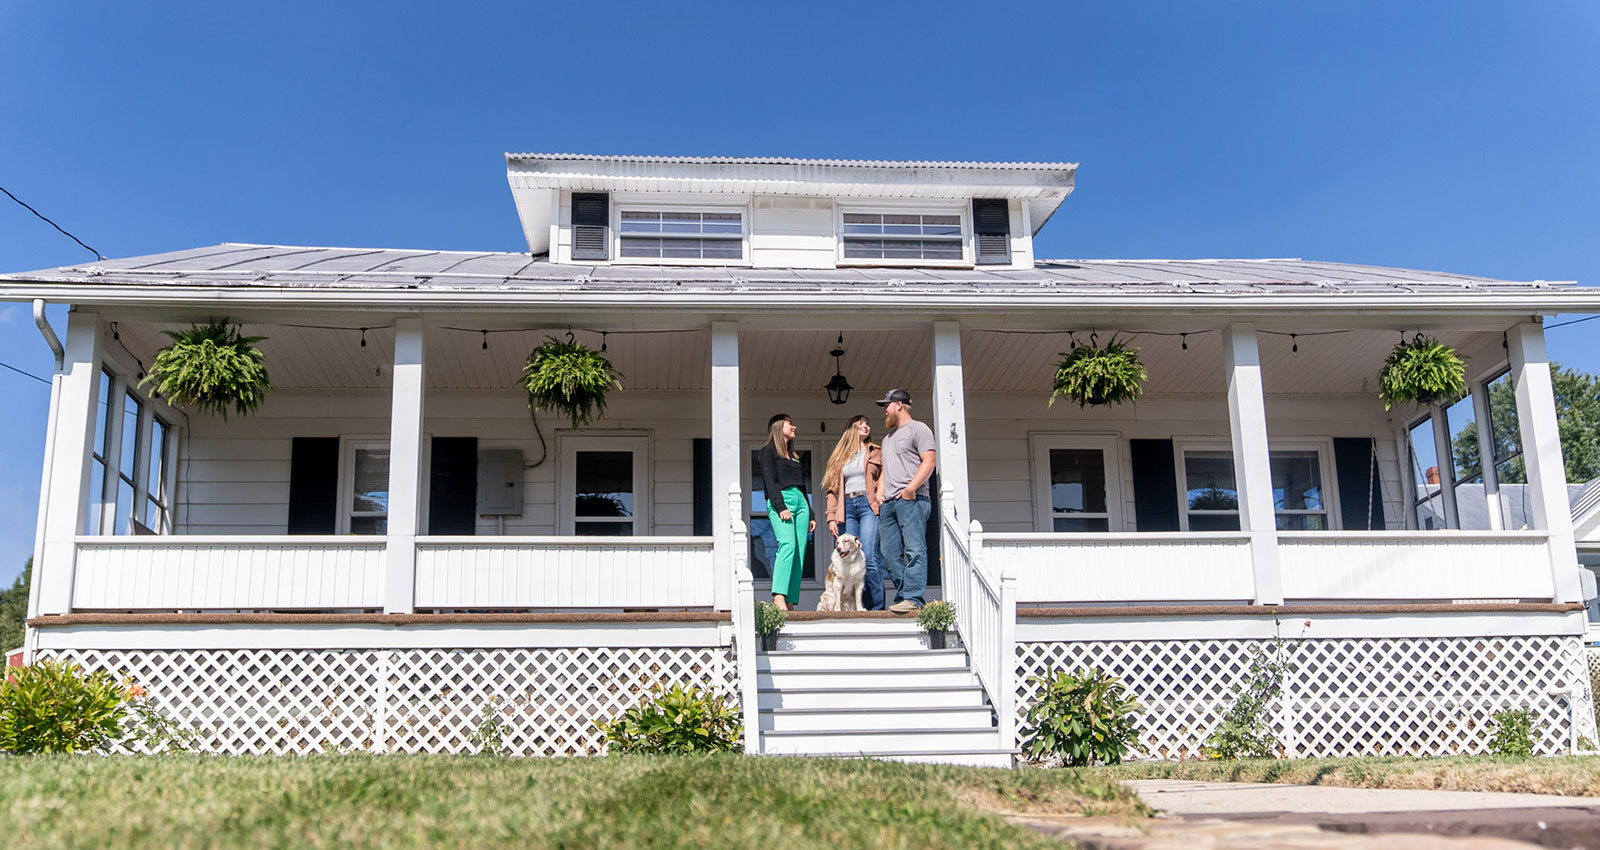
[113,321,1497,397]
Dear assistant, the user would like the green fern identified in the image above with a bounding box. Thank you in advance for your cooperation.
[1379,336,1466,410]
[1050,337,1148,408]
[523,337,622,429]
[141,320,271,419]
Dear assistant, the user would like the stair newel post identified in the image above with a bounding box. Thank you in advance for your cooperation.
[728,483,760,754]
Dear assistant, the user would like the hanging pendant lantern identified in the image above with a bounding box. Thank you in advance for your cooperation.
[823,333,853,405]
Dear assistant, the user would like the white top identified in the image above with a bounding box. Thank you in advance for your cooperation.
[841,450,867,495]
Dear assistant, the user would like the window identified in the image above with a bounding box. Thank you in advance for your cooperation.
[560,436,650,536]
[841,211,965,262]
[113,392,139,535]
[1177,444,1334,531]
[144,417,172,532]
[748,443,819,585]
[346,443,390,535]
[618,210,744,260]
[84,370,112,534]
[1031,436,1122,532]
[1406,415,1449,530]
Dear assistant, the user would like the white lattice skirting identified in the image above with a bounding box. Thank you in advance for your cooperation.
[1018,636,1597,759]
[40,647,737,756]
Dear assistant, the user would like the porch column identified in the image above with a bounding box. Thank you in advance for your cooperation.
[1429,405,1461,528]
[1507,321,1582,603]
[711,322,740,610]
[1223,323,1283,605]
[37,311,104,616]
[1470,381,1504,531]
[930,321,971,525]
[384,316,426,614]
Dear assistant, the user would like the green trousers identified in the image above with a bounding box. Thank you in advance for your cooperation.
[767,486,809,602]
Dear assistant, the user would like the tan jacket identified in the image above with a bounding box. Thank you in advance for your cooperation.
[824,444,883,525]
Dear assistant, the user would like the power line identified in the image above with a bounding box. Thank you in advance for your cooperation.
[1546,315,1599,331]
[0,184,104,261]
[0,360,49,386]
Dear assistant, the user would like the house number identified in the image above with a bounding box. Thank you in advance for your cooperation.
[949,423,959,445]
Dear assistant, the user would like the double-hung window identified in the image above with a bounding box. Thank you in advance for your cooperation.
[841,211,965,262]
[345,442,390,535]
[1177,443,1335,531]
[618,209,744,260]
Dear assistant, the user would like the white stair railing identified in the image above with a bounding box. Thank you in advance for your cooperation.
[728,484,761,754]
[939,487,1016,753]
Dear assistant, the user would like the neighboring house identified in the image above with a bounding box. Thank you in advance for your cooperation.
[3,152,1600,762]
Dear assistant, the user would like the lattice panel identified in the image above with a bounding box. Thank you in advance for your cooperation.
[40,646,735,756]
[1018,636,1595,760]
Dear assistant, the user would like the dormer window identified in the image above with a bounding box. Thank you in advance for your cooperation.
[619,209,745,261]
[840,211,965,262]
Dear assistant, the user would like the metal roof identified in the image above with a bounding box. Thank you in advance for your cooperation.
[505,152,1081,171]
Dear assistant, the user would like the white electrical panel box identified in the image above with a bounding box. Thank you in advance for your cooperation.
[477,449,523,516]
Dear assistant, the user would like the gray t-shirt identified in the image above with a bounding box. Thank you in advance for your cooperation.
[881,419,936,499]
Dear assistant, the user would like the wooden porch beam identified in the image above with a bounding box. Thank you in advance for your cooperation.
[384,317,425,614]
[1224,323,1284,605]
[711,322,739,610]
[1508,321,1583,603]
[37,311,104,616]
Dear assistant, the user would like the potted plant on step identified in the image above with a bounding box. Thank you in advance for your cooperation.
[1378,334,1466,410]
[755,601,787,652]
[142,319,272,418]
[523,335,622,428]
[1049,335,1147,408]
[916,600,956,649]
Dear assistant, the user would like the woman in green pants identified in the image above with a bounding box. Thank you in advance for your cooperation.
[758,413,813,610]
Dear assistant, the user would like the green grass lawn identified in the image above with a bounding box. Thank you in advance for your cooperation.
[0,754,1144,850]
[1073,755,1600,797]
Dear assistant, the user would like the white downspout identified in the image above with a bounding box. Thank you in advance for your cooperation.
[26,300,65,655]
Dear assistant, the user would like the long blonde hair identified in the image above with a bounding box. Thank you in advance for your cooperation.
[823,415,871,495]
[765,414,793,459]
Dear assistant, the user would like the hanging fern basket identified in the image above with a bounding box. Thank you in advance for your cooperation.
[523,336,623,429]
[1049,336,1148,408]
[141,319,272,418]
[1378,334,1466,410]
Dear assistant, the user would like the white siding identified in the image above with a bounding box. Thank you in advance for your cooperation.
[72,537,384,610]
[414,537,714,609]
[1279,531,1554,601]
[751,197,835,269]
[986,533,1254,603]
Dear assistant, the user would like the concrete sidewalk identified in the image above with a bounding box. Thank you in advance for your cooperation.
[1128,779,1600,815]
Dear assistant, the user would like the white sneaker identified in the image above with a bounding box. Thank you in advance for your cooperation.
[888,600,919,614]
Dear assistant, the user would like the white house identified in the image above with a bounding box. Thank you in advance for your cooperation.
[4,152,1600,763]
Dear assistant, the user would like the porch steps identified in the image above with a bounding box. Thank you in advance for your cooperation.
[755,620,1013,768]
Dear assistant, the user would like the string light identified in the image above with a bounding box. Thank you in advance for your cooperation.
[1290,333,1298,353]
[1180,333,1188,351]
[359,328,367,348]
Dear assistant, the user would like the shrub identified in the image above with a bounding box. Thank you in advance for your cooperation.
[124,689,204,753]
[523,336,622,429]
[1379,335,1466,410]
[1488,708,1536,757]
[601,683,743,755]
[471,698,509,757]
[0,660,129,753]
[916,600,956,632]
[1204,639,1294,760]
[755,601,787,636]
[1049,336,1147,408]
[143,320,272,418]
[1020,667,1143,766]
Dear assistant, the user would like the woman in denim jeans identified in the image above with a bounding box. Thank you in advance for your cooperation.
[822,415,886,610]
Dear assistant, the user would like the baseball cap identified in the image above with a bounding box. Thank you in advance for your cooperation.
[874,389,912,406]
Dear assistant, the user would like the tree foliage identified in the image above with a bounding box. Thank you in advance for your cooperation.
[0,559,29,653]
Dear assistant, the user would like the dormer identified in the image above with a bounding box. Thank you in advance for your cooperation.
[506,153,1076,271]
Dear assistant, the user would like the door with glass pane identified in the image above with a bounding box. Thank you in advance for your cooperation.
[560,436,649,536]
[1032,436,1123,532]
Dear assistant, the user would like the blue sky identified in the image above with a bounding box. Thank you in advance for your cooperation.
[1,1,1598,584]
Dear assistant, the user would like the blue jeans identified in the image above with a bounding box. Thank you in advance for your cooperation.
[878,496,931,607]
[842,495,885,611]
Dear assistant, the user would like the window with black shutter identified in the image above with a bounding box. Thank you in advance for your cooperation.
[973,199,1011,264]
[571,192,610,260]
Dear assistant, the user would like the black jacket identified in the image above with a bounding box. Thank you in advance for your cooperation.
[757,442,807,510]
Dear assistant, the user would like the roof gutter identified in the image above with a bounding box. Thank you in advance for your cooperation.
[33,298,63,370]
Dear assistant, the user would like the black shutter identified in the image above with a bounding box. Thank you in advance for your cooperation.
[287,437,339,534]
[1333,438,1385,530]
[692,438,712,536]
[924,469,941,587]
[1129,439,1181,532]
[428,437,478,535]
[973,199,1011,264]
[571,192,609,260]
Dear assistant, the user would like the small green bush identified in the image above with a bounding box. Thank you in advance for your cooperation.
[0,660,130,753]
[755,601,787,636]
[523,337,622,429]
[1204,640,1294,760]
[471,699,509,757]
[1488,708,1536,757]
[1049,336,1148,408]
[1020,667,1143,766]
[916,600,956,632]
[1379,335,1466,410]
[601,683,743,755]
[143,320,272,418]
[124,689,204,753]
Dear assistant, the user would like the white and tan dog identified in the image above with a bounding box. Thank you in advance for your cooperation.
[817,533,867,612]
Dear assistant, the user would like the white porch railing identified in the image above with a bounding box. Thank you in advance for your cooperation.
[729,485,760,754]
[1278,531,1555,601]
[71,536,386,611]
[939,496,1017,753]
[414,537,715,609]
[985,532,1254,604]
